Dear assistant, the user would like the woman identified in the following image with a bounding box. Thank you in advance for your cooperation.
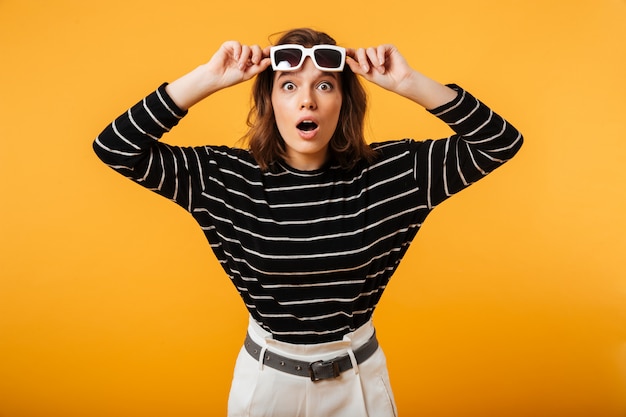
[93,28,522,416]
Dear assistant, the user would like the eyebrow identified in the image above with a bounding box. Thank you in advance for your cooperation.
[274,71,341,82]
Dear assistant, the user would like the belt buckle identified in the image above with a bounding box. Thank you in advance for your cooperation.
[309,359,341,382]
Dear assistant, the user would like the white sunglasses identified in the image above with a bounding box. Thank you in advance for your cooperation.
[270,44,346,72]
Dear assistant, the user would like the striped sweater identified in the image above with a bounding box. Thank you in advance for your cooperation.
[93,83,523,344]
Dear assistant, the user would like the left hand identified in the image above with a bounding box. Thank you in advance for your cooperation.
[346,44,458,109]
[346,45,416,95]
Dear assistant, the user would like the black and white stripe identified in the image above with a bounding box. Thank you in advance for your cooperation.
[93,83,522,344]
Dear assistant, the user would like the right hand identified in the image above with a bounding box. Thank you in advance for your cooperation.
[204,41,271,90]
[166,41,271,110]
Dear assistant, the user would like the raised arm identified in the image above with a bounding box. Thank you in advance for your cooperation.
[347,44,523,208]
[92,42,270,211]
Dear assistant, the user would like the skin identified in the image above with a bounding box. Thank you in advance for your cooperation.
[164,40,458,171]
[271,59,342,170]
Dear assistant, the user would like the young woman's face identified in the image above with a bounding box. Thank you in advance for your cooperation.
[271,58,343,171]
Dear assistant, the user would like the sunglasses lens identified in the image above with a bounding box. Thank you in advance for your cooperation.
[271,45,345,71]
[273,48,303,70]
[314,48,343,69]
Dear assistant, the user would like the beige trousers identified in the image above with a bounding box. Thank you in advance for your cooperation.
[227,317,397,417]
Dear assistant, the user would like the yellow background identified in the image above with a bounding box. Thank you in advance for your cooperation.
[1,0,625,416]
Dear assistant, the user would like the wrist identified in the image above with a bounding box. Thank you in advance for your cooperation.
[165,64,220,110]
[396,71,457,110]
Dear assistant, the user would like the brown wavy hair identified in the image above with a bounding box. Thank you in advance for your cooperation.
[244,28,377,171]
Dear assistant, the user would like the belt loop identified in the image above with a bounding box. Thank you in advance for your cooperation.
[346,348,359,375]
[258,332,272,371]
[258,345,268,371]
[343,333,359,375]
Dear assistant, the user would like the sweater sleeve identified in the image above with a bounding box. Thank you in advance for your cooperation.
[415,84,523,209]
[93,83,205,212]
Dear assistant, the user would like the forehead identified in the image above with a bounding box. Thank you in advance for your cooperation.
[273,59,342,82]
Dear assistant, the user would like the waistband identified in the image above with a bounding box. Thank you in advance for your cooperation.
[244,317,379,381]
[246,316,376,360]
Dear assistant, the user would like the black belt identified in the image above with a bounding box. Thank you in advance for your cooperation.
[244,331,379,382]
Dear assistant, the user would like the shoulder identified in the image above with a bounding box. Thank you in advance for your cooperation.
[198,145,256,165]
[191,145,262,177]
[369,139,426,161]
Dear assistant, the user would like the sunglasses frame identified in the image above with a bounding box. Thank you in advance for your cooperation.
[270,44,346,72]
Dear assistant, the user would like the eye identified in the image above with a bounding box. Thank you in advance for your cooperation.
[281,81,296,91]
[317,81,334,91]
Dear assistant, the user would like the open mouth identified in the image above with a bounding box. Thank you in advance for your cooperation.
[297,121,318,132]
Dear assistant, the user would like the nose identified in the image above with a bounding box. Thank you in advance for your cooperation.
[299,90,317,110]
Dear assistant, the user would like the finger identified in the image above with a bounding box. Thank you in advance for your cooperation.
[238,45,252,69]
[262,45,272,60]
[376,45,388,74]
[345,47,365,75]
[365,47,384,73]
[249,44,264,65]
[249,58,272,75]
[355,47,370,72]
[224,41,242,62]
[345,55,365,76]
[365,47,378,64]
[345,47,359,63]
[241,58,271,81]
